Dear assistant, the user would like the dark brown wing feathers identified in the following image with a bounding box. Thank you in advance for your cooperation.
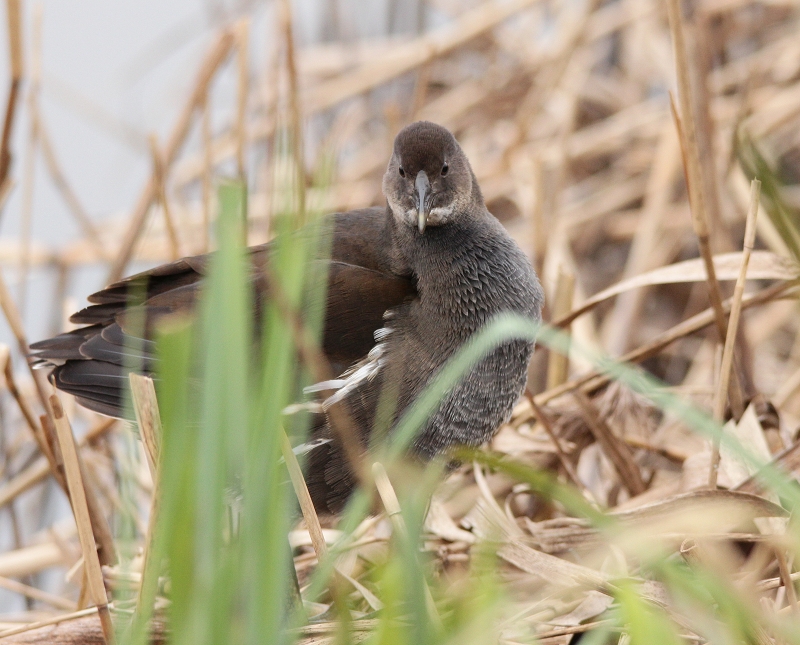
[31,207,414,418]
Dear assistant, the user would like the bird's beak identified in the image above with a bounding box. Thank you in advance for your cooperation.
[415,170,431,233]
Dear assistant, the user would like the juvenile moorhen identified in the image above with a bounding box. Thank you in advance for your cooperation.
[31,121,544,514]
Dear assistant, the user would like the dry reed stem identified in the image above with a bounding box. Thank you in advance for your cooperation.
[572,391,646,497]
[279,0,306,222]
[279,429,383,611]
[709,179,760,488]
[0,417,115,509]
[235,19,249,179]
[603,123,680,356]
[0,574,76,611]
[17,3,41,316]
[303,0,541,115]
[532,280,797,411]
[108,28,236,283]
[148,135,180,261]
[280,430,327,561]
[37,409,117,567]
[35,111,106,259]
[0,264,55,414]
[1,345,47,456]
[0,540,67,579]
[0,0,22,190]
[201,92,212,252]
[666,0,734,362]
[775,550,798,612]
[527,394,592,500]
[546,266,575,389]
[128,373,163,628]
[128,374,162,480]
[0,606,103,641]
[49,395,114,644]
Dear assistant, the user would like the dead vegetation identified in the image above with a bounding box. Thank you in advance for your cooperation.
[1,0,800,642]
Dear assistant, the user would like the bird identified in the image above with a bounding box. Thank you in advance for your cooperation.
[31,121,544,514]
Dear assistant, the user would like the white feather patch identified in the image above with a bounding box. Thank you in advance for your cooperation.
[303,324,393,411]
[277,436,332,464]
[282,401,324,415]
[322,342,385,410]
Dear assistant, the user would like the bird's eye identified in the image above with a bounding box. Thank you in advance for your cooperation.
[441,163,449,176]
[399,167,405,177]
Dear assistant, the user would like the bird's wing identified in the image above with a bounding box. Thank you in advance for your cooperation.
[31,208,415,419]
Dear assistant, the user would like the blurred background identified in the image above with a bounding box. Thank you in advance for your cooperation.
[0,0,799,637]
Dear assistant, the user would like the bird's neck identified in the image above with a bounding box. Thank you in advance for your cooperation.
[402,211,528,337]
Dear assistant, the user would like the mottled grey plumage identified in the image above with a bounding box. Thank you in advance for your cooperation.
[305,122,543,512]
[31,121,543,515]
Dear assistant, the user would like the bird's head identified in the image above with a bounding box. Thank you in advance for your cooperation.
[383,121,478,234]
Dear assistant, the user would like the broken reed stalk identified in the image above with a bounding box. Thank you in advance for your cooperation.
[128,373,164,629]
[709,179,761,488]
[280,430,328,561]
[108,28,236,283]
[129,373,162,479]
[279,0,306,222]
[0,0,22,193]
[49,395,114,645]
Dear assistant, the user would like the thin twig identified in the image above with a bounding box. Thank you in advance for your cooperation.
[201,90,212,253]
[235,19,249,180]
[531,280,796,409]
[573,391,646,496]
[148,134,180,261]
[527,393,592,500]
[0,574,76,611]
[36,111,107,259]
[0,0,23,193]
[279,0,306,223]
[665,2,729,342]
[709,179,760,488]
